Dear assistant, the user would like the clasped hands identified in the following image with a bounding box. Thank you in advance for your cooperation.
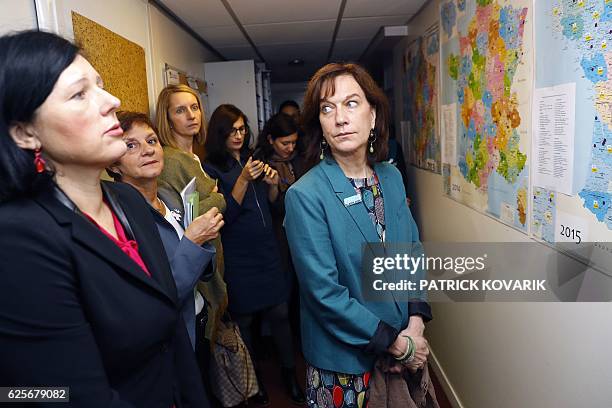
[387,316,429,374]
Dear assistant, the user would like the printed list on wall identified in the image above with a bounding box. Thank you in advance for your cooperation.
[533,0,612,247]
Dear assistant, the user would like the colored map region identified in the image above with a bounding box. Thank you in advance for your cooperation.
[404,29,441,173]
[534,0,612,243]
[532,187,557,243]
[441,1,457,38]
[578,116,612,227]
[440,0,532,231]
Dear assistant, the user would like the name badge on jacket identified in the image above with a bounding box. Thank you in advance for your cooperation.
[343,194,362,207]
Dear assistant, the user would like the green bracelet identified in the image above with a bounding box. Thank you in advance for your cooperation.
[406,335,415,361]
[398,335,416,364]
[393,335,414,361]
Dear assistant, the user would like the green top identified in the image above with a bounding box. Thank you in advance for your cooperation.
[159,146,228,344]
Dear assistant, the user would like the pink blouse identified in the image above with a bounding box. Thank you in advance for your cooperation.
[83,206,151,277]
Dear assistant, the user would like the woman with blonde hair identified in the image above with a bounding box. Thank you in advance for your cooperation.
[155,84,227,399]
[156,85,206,156]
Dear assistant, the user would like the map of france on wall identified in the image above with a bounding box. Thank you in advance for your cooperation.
[533,0,612,245]
[440,0,532,232]
[404,28,441,174]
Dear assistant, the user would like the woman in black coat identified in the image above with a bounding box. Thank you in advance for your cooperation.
[0,30,208,407]
[203,104,305,405]
[255,113,303,334]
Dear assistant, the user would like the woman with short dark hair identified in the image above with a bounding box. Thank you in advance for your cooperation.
[0,30,208,407]
[278,99,301,122]
[107,111,223,352]
[256,112,302,332]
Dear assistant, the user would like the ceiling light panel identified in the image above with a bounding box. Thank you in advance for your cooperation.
[259,42,328,64]
[336,15,412,40]
[343,0,427,18]
[159,0,234,28]
[228,0,341,24]
[194,25,250,48]
[245,20,335,45]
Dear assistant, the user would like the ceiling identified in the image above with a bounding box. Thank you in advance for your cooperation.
[157,0,428,82]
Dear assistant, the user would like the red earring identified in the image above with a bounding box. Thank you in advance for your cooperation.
[34,148,46,173]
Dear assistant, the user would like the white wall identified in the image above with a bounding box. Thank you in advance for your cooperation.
[33,0,220,115]
[393,1,612,407]
[148,4,221,111]
[35,0,154,113]
[0,0,37,34]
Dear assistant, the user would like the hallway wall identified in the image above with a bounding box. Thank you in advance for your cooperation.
[0,0,37,34]
[391,1,612,407]
[27,0,220,114]
[148,4,221,109]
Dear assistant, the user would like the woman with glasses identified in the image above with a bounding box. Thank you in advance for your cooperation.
[284,63,432,407]
[204,104,305,405]
[155,84,227,401]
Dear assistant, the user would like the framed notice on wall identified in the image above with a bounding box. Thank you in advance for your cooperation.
[163,63,210,119]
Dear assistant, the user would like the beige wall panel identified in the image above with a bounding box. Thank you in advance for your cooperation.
[72,11,149,115]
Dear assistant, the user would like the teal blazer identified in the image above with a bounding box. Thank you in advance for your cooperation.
[284,157,429,374]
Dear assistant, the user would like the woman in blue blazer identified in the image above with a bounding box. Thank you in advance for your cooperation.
[284,63,432,407]
[0,31,208,407]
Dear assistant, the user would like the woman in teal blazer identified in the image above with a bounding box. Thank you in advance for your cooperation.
[284,63,432,408]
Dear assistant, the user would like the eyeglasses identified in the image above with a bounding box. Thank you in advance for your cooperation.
[229,126,248,136]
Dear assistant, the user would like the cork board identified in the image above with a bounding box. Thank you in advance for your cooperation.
[72,12,149,115]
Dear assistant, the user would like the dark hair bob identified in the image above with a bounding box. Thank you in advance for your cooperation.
[256,113,298,160]
[204,104,251,170]
[0,30,79,202]
[301,63,389,171]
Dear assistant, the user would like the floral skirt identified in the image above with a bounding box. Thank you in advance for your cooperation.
[306,364,371,408]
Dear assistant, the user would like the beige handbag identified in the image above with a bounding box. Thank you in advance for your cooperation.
[210,319,259,407]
